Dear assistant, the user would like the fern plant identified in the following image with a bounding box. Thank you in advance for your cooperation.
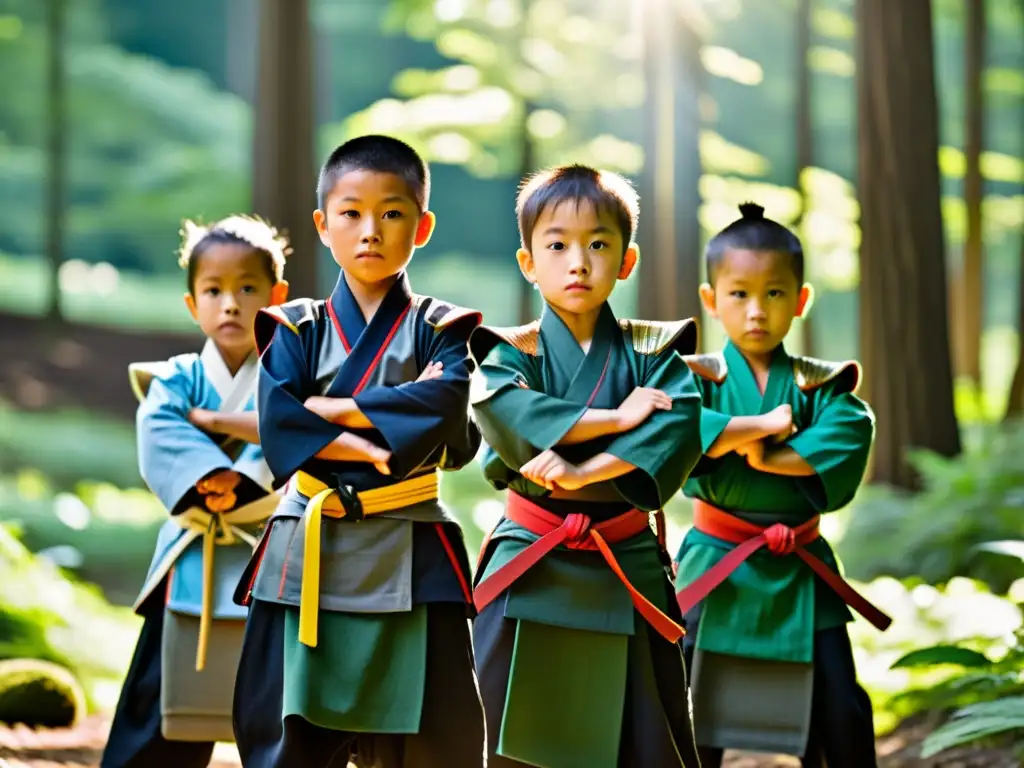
[889,541,1024,758]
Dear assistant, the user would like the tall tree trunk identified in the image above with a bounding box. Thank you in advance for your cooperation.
[953,0,986,393]
[516,0,536,325]
[45,0,66,326]
[1004,230,1024,421]
[673,9,705,334]
[795,0,815,357]
[516,104,536,325]
[639,2,703,326]
[855,0,961,489]
[253,0,319,298]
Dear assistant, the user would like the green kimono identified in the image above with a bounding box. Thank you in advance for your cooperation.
[674,340,875,753]
[470,303,703,768]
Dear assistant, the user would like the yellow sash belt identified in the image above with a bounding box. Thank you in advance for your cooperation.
[293,470,440,648]
[174,498,276,671]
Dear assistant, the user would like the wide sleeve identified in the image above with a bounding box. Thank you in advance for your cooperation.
[470,342,588,469]
[353,316,481,479]
[605,351,704,511]
[785,382,875,512]
[257,324,344,486]
[136,367,232,515]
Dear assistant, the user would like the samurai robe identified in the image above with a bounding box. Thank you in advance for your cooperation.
[674,340,887,768]
[469,302,704,768]
[101,341,279,768]
[232,272,486,768]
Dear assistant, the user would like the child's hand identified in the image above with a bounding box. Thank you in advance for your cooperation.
[416,361,444,382]
[337,432,392,475]
[189,408,219,433]
[615,387,673,431]
[519,450,582,491]
[204,490,237,513]
[305,396,345,423]
[197,469,241,496]
[760,404,795,440]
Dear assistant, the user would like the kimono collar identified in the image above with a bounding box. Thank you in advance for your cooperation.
[328,270,413,350]
[199,339,258,411]
[723,339,791,414]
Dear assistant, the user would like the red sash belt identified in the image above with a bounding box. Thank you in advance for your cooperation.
[676,500,891,631]
[473,492,685,643]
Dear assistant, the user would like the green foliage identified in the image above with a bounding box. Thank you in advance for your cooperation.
[922,697,1024,758]
[837,425,1024,593]
[0,0,249,273]
[0,523,142,711]
[0,658,85,728]
[343,0,644,177]
[886,630,1024,757]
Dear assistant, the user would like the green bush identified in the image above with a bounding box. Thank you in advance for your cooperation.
[0,658,86,728]
[0,523,141,711]
[837,425,1024,593]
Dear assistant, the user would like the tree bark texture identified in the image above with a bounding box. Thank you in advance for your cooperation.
[253,0,319,298]
[638,0,703,330]
[795,0,815,357]
[953,0,986,390]
[855,0,962,488]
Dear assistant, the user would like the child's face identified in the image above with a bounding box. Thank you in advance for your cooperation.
[313,169,434,287]
[184,244,280,360]
[517,200,637,317]
[700,248,808,357]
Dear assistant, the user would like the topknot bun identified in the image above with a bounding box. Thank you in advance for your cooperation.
[738,201,765,221]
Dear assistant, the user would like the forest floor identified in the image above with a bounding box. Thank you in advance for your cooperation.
[0,714,1020,768]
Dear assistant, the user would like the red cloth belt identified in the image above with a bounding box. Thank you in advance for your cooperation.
[473,492,685,643]
[676,499,891,631]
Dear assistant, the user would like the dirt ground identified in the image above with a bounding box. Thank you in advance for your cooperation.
[0,714,1019,768]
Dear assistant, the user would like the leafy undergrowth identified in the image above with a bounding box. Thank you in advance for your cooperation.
[0,525,141,713]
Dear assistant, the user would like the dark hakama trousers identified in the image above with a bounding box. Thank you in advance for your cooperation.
[232,599,485,768]
[682,602,878,768]
[474,595,702,768]
[100,591,215,768]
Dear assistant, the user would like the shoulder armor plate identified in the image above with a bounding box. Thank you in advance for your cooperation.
[619,317,698,356]
[469,322,540,362]
[254,299,320,355]
[418,296,483,332]
[792,356,861,394]
[683,352,728,383]
[127,360,174,402]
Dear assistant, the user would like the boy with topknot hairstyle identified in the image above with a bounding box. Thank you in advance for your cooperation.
[674,202,889,767]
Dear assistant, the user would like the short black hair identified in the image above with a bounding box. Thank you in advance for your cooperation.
[705,202,804,284]
[178,215,289,294]
[516,164,639,253]
[316,135,430,212]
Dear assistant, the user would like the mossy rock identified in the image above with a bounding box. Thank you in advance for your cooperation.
[0,658,86,728]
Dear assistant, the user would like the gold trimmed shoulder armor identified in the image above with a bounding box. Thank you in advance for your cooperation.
[416,296,483,333]
[683,352,727,384]
[792,356,862,394]
[127,361,175,403]
[254,298,320,354]
[468,322,540,363]
[619,317,698,356]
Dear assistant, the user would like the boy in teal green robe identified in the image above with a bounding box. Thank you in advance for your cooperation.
[673,202,889,768]
[469,164,704,768]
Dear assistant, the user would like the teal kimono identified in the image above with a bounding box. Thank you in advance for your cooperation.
[469,303,704,768]
[674,340,878,756]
